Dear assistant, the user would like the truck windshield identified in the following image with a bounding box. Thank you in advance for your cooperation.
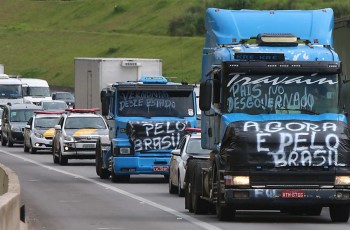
[222,74,339,115]
[0,85,22,99]
[23,87,50,97]
[117,90,194,117]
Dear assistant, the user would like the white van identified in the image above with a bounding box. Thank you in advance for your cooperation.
[0,74,23,106]
[20,78,51,105]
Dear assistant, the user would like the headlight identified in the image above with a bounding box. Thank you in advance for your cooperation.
[99,135,110,144]
[63,135,74,142]
[34,132,43,138]
[335,176,350,185]
[224,175,250,186]
[119,147,131,155]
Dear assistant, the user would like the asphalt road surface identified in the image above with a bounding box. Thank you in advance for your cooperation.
[0,144,349,230]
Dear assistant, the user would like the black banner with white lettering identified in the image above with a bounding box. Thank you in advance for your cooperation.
[221,120,350,167]
[126,121,189,151]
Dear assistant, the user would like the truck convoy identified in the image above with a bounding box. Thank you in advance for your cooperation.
[185,8,350,222]
[74,58,162,110]
[95,75,197,182]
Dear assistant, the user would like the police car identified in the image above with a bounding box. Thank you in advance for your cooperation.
[52,108,109,165]
[24,110,64,154]
[169,128,211,197]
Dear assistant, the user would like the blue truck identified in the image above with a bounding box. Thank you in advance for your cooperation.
[184,8,350,222]
[95,76,197,182]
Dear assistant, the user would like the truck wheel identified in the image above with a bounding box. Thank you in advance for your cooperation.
[95,142,110,179]
[111,161,130,183]
[330,205,350,222]
[191,168,208,214]
[213,163,235,221]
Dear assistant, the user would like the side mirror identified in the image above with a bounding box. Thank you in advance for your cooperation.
[199,81,212,111]
[101,90,110,116]
[54,125,61,130]
[25,125,30,129]
[171,149,181,156]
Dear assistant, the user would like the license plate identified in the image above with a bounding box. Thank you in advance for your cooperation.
[153,166,168,172]
[83,144,95,148]
[281,190,305,199]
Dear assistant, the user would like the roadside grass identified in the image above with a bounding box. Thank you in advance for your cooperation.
[0,0,202,88]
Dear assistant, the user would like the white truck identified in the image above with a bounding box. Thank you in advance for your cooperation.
[20,78,51,105]
[0,74,23,106]
[74,58,162,110]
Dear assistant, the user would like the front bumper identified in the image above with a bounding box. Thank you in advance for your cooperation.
[31,135,53,150]
[11,131,24,143]
[113,156,170,175]
[61,141,96,159]
[223,188,350,209]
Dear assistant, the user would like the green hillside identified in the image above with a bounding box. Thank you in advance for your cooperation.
[0,0,202,88]
[0,0,349,89]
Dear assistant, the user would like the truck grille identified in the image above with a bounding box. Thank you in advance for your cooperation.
[250,167,335,187]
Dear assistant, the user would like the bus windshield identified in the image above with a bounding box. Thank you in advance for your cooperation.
[117,90,195,117]
[222,74,339,115]
[0,84,22,99]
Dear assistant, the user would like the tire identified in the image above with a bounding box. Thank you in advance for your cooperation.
[58,146,68,165]
[214,163,235,221]
[24,142,29,152]
[330,205,350,222]
[30,142,37,154]
[96,142,110,179]
[52,144,59,164]
[169,176,177,194]
[1,135,6,146]
[7,138,13,147]
[191,168,208,214]
[178,172,185,197]
[111,161,130,183]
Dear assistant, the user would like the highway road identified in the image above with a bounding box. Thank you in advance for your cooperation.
[0,144,349,230]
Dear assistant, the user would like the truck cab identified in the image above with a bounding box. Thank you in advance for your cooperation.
[96,76,197,182]
[185,8,350,223]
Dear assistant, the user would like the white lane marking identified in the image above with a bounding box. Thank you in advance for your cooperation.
[1,150,221,230]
